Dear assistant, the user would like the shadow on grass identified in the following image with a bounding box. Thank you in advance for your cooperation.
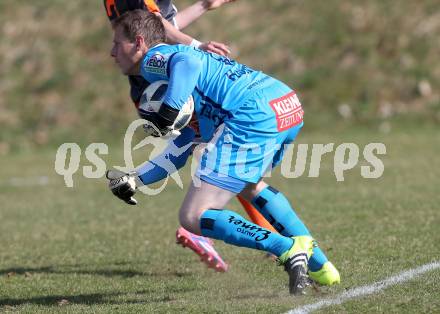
[1,263,198,307]
[0,289,188,306]
[0,292,123,306]
[0,262,193,279]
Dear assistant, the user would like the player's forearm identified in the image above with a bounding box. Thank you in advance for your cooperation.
[161,13,231,55]
[161,16,195,46]
[136,127,195,185]
[174,1,207,30]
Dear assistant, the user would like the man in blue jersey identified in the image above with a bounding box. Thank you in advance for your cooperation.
[107,10,340,294]
[104,0,238,272]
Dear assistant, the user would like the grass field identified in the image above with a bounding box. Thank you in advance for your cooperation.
[1,0,439,151]
[0,125,439,313]
[2,0,439,312]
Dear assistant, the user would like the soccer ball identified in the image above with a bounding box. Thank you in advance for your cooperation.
[138,80,194,133]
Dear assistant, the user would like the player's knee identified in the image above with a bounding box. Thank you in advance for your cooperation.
[239,180,268,201]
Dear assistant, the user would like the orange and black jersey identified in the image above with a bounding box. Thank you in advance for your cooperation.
[104,0,159,21]
[104,0,177,22]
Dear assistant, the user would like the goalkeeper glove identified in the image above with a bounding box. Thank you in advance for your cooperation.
[106,170,138,205]
[138,103,180,137]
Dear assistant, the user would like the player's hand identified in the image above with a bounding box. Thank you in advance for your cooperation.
[139,110,171,137]
[199,41,231,56]
[106,170,138,205]
[202,0,237,11]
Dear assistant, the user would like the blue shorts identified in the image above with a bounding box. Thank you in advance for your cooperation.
[195,81,304,192]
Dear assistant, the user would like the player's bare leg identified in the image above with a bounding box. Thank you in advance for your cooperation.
[179,179,314,295]
[175,195,272,273]
[179,180,236,235]
[176,192,278,272]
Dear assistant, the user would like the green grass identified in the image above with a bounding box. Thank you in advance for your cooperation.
[1,0,439,150]
[1,1,439,311]
[0,126,439,313]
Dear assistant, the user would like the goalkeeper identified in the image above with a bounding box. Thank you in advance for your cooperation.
[104,0,289,274]
[104,0,238,272]
[107,10,341,293]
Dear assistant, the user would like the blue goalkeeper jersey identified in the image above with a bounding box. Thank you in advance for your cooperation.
[140,44,278,141]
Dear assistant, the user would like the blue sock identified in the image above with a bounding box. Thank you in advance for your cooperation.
[309,247,328,272]
[252,186,328,270]
[200,209,293,257]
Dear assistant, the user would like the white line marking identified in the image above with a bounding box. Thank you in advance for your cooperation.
[287,261,440,314]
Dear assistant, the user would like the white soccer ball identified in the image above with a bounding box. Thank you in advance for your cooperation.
[139,80,194,133]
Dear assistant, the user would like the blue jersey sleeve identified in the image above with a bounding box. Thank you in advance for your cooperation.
[136,127,195,185]
[163,52,202,110]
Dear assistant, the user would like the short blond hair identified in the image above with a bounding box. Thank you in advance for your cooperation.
[113,9,166,46]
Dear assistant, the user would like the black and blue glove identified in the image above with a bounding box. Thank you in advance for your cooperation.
[138,103,180,137]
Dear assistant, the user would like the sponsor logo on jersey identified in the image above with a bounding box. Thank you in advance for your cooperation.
[269,91,304,131]
[144,53,167,75]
